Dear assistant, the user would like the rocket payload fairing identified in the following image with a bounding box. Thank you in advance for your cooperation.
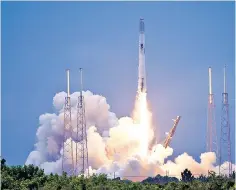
[138,18,146,93]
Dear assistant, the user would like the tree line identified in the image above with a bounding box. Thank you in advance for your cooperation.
[1,158,235,190]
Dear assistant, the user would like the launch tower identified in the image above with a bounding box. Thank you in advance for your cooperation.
[62,70,74,175]
[219,65,232,176]
[75,68,89,176]
[206,68,218,160]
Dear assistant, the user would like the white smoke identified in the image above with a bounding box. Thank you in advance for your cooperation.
[26,91,235,179]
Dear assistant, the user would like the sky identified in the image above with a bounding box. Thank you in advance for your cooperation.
[2,2,235,166]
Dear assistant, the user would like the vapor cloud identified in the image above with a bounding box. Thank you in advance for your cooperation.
[26,91,234,180]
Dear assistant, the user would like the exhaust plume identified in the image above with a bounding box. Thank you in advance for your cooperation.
[26,90,235,180]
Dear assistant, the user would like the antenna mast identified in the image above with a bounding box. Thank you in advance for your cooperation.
[219,65,232,176]
[75,68,89,176]
[62,69,74,175]
[206,67,218,163]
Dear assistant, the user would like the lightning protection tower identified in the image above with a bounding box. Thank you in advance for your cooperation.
[75,68,89,176]
[207,67,218,160]
[219,65,232,176]
[62,69,74,176]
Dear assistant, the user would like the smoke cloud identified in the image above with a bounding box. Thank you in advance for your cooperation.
[26,91,234,180]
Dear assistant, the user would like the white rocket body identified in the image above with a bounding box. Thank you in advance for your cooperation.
[138,18,146,93]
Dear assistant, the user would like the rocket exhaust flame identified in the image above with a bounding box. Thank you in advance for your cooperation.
[134,92,151,157]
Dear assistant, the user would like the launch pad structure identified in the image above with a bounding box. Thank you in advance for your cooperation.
[62,70,74,176]
[62,69,89,176]
[219,66,232,176]
[206,67,218,159]
[75,68,89,176]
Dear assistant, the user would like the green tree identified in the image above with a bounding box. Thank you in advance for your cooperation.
[164,181,178,190]
[196,174,208,182]
[229,171,235,179]
[1,158,6,169]
[181,169,194,182]
[1,159,235,190]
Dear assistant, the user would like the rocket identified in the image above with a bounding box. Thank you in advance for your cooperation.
[138,18,146,93]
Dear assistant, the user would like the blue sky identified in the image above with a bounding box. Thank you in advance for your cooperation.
[2,2,235,165]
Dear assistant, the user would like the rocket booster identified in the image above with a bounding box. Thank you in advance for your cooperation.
[138,18,146,93]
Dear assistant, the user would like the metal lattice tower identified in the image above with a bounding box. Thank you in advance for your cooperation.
[206,67,218,159]
[219,65,232,176]
[75,68,89,176]
[62,69,74,175]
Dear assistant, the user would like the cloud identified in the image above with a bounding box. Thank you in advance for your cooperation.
[26,90,234,180]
